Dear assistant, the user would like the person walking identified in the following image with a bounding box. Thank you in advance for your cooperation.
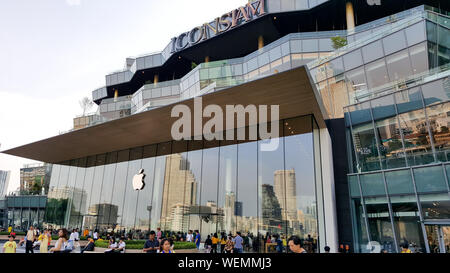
[220,233,226,253]
[3,235,17,253]
[211,233,219,253]
[186,230,193,242]
[69,228,80,250]
[156,228,162,242]
[143,231,159,253]
[233,232,244,253]
[195,230,201,250]
[204,235,212,253]
[224,237,234,253]
[25,225,37,254]
[38,228,50,253]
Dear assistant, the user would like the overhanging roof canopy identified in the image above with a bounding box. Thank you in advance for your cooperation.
[2,66,328,163]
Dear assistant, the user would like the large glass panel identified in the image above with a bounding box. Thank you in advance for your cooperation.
[409,43,429,75]
[395,87,423,114]
[349,175,361,197]
[385,170,415,195]
[79,156,96,231]
[421,78,450,107]
[44,164,61,228]
[72,158,87,230]
[365,197,396,252]
[316,80,331,113]
[160,141,188,234]
[134,145,157,238]
[53,164,70,228]
[365,59,389,89]
[391,195,425,253]
[96,152,117,233]
[258,124,286,252]
[398,109,434,166]
[199,142,219,241]
[109,150,129,234]
[371,95,396,120]
[65,159,79,230]
[360,173,385,197]
[383,31,407,55]
[237,141,258,252]
[328,73,349,118]
[343,49,363,71]
[284,117,317,253]
[362,40,384,63]
[350,102,372,126]
[352,123,381,172]
[85,154,106,232]
[122,148,143,236]
[427,102,450,162]
[185,141,203,242]
[345,67,367,105]
[420,193,450,219]
[218,141,237,237]
[351,198,369,253]
[151,142,171,232]
[413,166,448,193]
[386,49,413,81]
[375,117,407,169]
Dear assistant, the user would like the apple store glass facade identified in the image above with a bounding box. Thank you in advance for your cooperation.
[43,115,325,252]
[346,74,450,253]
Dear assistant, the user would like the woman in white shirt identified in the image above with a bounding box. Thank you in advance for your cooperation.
[104,238,117,253]
[50,229,69,253]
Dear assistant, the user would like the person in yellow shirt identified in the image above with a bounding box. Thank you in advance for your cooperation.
[8,226,12,234]
[401,243,412,253]
[38,229,49,253]
[220,234,226,253]
[211,233,219,253]
[3,235,17,253]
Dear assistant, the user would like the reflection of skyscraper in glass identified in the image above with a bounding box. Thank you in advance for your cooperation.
[274,169,297,221]
[160,154,198,231]
[261,184,282,233]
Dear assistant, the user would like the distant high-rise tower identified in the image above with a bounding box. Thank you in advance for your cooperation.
[160,154,198,230]
[274,169,298,221]
[0,170,10,197]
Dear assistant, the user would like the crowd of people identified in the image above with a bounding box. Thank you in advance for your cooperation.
[2,225,342,254]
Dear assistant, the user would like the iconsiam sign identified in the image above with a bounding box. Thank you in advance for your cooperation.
[170,0,266,53]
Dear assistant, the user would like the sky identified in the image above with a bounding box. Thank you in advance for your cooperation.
[0,0,246,193]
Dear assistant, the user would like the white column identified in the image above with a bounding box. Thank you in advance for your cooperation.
[320,128,339,253]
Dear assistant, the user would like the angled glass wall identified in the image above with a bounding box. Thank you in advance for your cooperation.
[43,115,326,252]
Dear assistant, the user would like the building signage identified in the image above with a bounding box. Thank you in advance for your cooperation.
[132,169,146,190]
[170,0,266,53]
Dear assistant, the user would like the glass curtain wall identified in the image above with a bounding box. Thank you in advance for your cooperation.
[43,115,323,252]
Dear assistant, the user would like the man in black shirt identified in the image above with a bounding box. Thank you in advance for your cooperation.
[143,231,159,253]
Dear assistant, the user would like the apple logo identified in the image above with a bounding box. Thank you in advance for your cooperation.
[132,169,146,191]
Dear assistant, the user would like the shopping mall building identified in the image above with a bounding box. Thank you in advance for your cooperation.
[3,0,449,253]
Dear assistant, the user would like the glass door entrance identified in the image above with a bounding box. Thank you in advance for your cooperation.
[425,225,450,253]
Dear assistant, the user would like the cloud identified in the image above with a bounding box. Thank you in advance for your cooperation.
[66,0,81,6]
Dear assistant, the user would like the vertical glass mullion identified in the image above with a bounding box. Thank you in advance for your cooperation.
[357,174,372,245]
[420,88,438,162]
[369,100,384,170]
[409,167,431,253]
[393,93,409,167]
[381,171,399,253]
